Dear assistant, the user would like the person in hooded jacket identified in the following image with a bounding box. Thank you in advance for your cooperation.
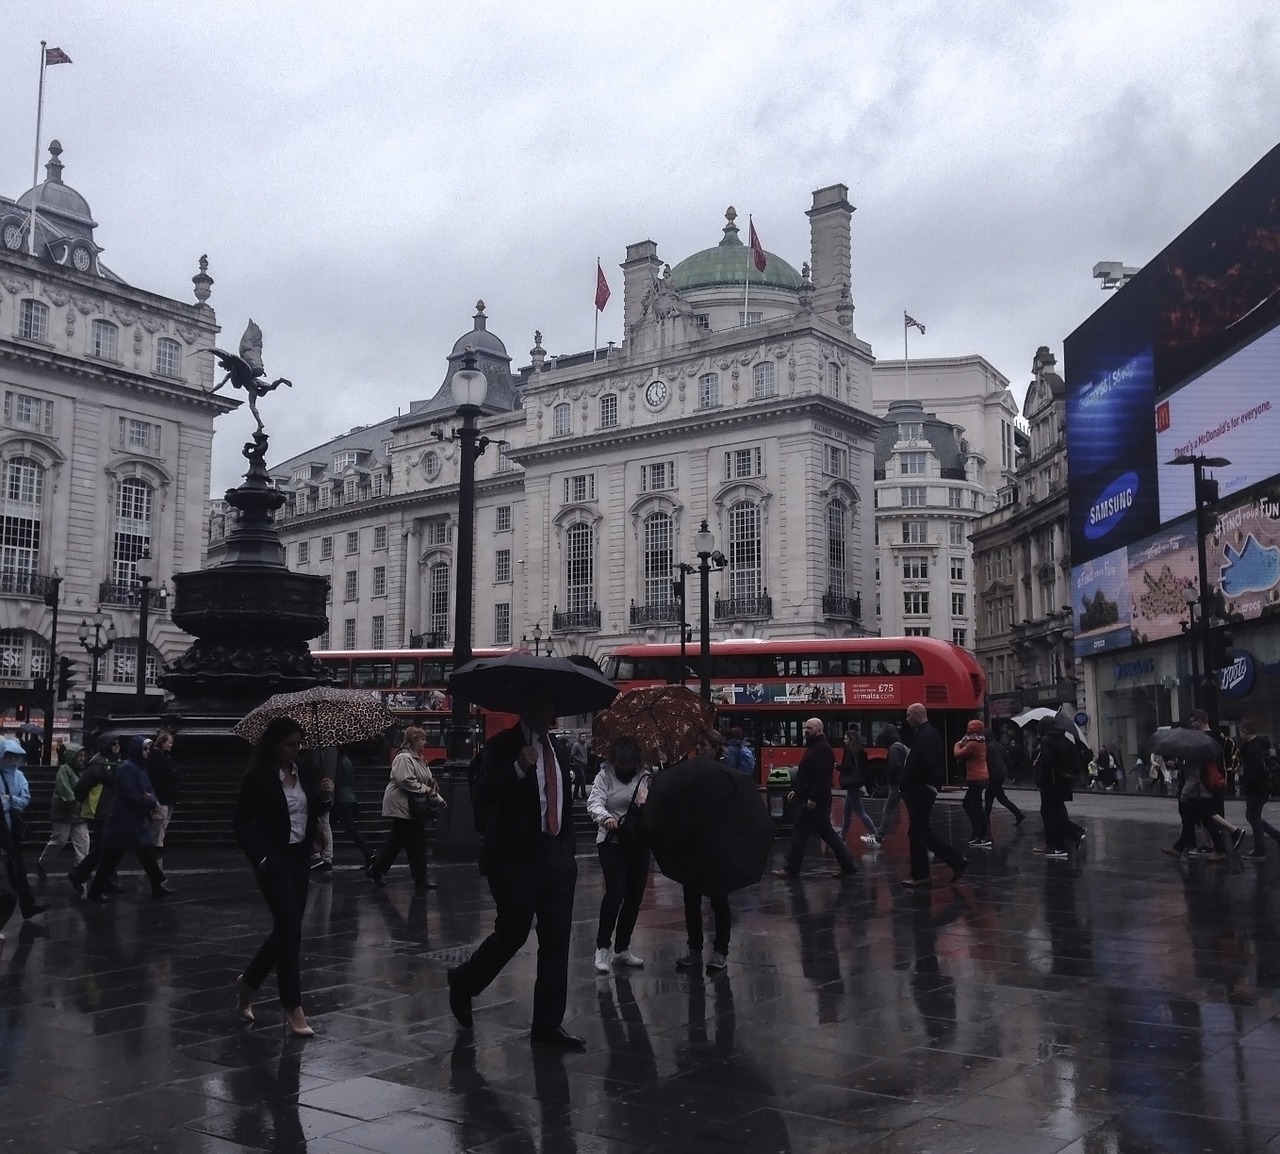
[68,735,123,896]
[36,742,90,877]
[954,720,991,847]
[0,739,46,918]
[1238,720,1280,859]
[873,725,909,844]
[84,736,171,901]
[982,728,1024,832]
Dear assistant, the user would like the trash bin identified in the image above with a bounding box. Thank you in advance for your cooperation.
[765,767,795,831]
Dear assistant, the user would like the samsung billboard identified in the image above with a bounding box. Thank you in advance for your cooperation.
[1066,142,1280,656]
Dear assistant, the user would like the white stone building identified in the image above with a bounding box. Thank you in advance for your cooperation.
[0,142,233,714]
[224,187,886,660]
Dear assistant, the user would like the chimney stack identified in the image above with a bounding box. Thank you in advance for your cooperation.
[621,241,662,344]
[806,184,855,325]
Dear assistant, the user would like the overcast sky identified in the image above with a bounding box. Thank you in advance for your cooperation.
[3,2,1277,491]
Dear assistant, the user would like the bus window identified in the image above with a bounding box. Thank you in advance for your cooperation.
[351,661,377,689]
[423,661,446,686]
[320,658,350,688]
[719,655,760,679]
[372,660,392,688]
[394,658,419,688]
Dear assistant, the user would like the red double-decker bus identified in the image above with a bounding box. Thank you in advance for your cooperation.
[312,648,518,765]
[601,636,986,789]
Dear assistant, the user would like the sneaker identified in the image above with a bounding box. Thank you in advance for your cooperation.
[594,947,611,974]
[1044,850,1070,860]
[675,949,702,970]
[614,949,644,967]
[860,834,879,845]
[1248,851,1266,860]
[705,951,727,973]
[1160,846,1182,857]
[975,839,993,849]
[311,860,333,873]
[1232,828,1247,852]
[967,838,983,847]
[1188,847,1212,857]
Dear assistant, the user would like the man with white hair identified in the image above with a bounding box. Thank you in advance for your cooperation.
[773,718,859,879]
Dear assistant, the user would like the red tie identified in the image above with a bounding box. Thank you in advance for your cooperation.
[542,735,560,836]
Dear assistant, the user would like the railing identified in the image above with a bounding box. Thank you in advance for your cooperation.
[0,571,59,600]
[629,601,680,627]
[98,581,167,610]
[714,591,772,621]
[552,604,601,632]
[822,591,862,621]
[408,631,448,648]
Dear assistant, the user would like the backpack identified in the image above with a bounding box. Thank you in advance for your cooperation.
[725,740,756,777]
[1202,759,1227,793]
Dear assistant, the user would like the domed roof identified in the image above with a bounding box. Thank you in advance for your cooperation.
[669,207,802,294]
[449,300,508,358]
[16,141,94,226]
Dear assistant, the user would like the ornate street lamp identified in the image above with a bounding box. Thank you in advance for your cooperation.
[693,520,727,703]
[135,550,156,704]
[78,611,117,739]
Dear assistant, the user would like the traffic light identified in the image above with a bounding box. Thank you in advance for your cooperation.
[57,655,74,701]
[1208,627,1234,673]
[13,704,26,722]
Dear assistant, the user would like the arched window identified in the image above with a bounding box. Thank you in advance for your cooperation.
[1,457,43,593]
[113,478,152,590]
[428,562,450,641]
[91,319,119,360]
[698,373,719,409]
[565,522,594,614]
[19,299,48,343]
[104,640,159,686]
[0,629,47,679]
[155,337,183,377]
[727,501,762,599]
[827,499,848,596]
[642,512,672,607]
[752,362,775,400]
[553,402,572,436]
[826,361,841,398]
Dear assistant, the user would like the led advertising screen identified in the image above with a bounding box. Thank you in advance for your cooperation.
[1072,547,1132,657]
[1213,479,1280,625]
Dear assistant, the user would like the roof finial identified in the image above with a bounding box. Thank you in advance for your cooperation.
[530,330,546,370]
[721,206,741,245]
[474,300,487,331]
[45,139,64,184]
[192,253,213,303]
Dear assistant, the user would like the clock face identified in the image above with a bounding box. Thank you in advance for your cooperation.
[72,246,92,272]
[1,224,22,251]
[644,379,668,409]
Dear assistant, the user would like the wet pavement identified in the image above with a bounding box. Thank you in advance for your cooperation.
[7,796,1280,1153]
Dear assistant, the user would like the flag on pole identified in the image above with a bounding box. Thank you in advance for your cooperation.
[748,217,767,272]
[44,47,72,65]
[595,261,611,311]
[904,313,926,335]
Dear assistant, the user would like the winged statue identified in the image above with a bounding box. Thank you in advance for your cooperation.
[201,320,293,435]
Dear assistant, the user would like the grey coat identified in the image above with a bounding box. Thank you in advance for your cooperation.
[586,763,648,845]
[380,750,438,820]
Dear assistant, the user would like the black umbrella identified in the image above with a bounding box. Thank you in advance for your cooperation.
[641,756,774,895]
[448,651,619,717]
[1153,727,1222,762]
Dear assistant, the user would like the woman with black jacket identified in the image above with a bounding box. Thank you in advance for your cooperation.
[232,718,331,1036]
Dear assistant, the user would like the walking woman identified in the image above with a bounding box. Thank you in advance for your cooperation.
[85,737,172,902]
[233,718,329,1036]
[36,743,90,878]
[954,720,991,848]
[677,728,732,974]
[838,730,879,846]
[588,736,652,973]
[366,726,444,890]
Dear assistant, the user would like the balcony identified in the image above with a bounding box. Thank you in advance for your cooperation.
[552,604,601,632]
[714,591,772,621]
[629,600,680,627]
[0,571,59,601]
[408,631,448,649]
[822,591,862,621]
[98,581,167,610]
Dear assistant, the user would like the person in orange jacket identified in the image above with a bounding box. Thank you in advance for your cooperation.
[954,719,991,848]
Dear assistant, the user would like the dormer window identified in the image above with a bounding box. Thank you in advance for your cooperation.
[899,422,923,441]
[334,450,359,471]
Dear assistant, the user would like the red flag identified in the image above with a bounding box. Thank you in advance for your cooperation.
[595,262,611,312]
[44,47,72,66]
[748,217,767,272]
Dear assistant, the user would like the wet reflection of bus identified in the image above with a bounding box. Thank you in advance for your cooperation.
[312,648,518,764]
[601,637,986,789]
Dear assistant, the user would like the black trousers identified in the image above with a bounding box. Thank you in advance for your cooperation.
[89,844,166,898]
[1039,783,1071,851]
[454,837,577,1032]
[683,887,731,956]
[0,823,37,916]
[985,779,1024,823]
[244,843,311,1009]
[69,820,119,889]
[331,800,372,860]
[904,786,964,880]
[596,837,650,950]
[962,784,989,840]
[372,817,428,883]
[785,804,858,873]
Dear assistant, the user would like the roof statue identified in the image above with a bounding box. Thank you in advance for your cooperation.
[202,319,293,435]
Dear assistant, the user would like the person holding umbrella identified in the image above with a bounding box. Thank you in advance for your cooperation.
[678,727,735,973]
[774,719,860,879]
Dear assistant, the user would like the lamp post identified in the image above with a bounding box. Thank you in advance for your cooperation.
[41,570,61,764]
[437,345,489,858]
[1181,583,1200,714]
[1170,453,1230,732]
[693,520,727,703]
[520,622,546,656]
[77,611,117,740]
[135,550,156,704]
[672,563,695,683]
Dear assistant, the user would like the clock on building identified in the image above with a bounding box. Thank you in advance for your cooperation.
[1,222,23,251]
[71,245,92,272]
[644,379,668,410]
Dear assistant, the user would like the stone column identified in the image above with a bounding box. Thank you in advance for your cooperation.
[622,240,662,342]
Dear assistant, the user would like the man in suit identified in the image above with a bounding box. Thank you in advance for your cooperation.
[900,703,967,887]
[447,689,583,1049]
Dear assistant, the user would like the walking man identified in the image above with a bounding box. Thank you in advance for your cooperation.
[774,718,859,879]
[1035,716,1082,859]
[570,731,590,802]
[1240,721,1280,858]
[900,704,967,887]
[983,728,1024,834]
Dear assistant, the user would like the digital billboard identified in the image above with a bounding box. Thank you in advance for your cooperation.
[1072,547,1131,657]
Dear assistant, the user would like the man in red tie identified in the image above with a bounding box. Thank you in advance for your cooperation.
[447,689,583,1048]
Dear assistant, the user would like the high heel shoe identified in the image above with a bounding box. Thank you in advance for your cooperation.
[284,1007,315,1037]
[235,975,255,1022]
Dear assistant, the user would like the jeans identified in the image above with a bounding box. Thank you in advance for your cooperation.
[879,787,902,834]
[840,790,877,841]
[962,783,988,840]
[786,804,858,873]
[903,786,964,880]
[1245,795,1280,854]
[683,887,731,956]
[596,837,650,950]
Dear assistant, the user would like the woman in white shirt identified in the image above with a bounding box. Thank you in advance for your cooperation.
[587,736,651,974]
[367,726,445,890]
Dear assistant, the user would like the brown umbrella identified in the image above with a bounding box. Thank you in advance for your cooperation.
[592,684,714,766]
[233,686,397,750]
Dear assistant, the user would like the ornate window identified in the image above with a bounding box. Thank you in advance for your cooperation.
[112,478,152,589]
[698,373,720,409]
[553,402,572,436]
[825,361,840,398]
[903,555,928,580]
[565,522,594,615]
[902,521,927,544]
[826,499,847,597]
[104,640,159,686]
[1,457,42,592]
[642,512,673,606]
[599,394,618,429]
[19,300,48,343]
[949,521,966,546]
[0,630,46,679]
[4,391,53,433]
[752,362,776,399]
[428,562,450,640]
[155,337,183,377]
[727,501,762,599]
[904,592,930,616]
[91,319,119,360]
[901,485,927,507]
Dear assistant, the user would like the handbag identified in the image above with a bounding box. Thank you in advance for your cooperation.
[615,773,650,848]
[406,790,439,824]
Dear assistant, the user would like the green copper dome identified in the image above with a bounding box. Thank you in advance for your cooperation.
[669,206,802,294]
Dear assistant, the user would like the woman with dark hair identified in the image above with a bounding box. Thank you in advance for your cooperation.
[233,717,330,1036]
[366,726,444,890]
[587,735,652,973]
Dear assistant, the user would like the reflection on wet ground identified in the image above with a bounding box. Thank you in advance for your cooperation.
[5,801,1280,1152]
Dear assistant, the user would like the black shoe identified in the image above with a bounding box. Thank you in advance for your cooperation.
[1232,828,1247,853]
[85,890,109,903]
[22,903,49,919]
[67,874,84,898]
[771,868,800,879]
[311,859,333,873]
[415,879,439,890]
[103,881,124,894]
[446,967,473,1029]
[832,867,858,878]
[530,1026,586,1050]
[951,860,968,883]
[35,862,47,881]
[151,887,175,900]
[365,865,385,887]
[1014,813,1025,827]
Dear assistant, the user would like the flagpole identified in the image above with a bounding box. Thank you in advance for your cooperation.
[28,41,48,256]
[593,259,599,361]
[903,311,910,401]
[744,216,752,327]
